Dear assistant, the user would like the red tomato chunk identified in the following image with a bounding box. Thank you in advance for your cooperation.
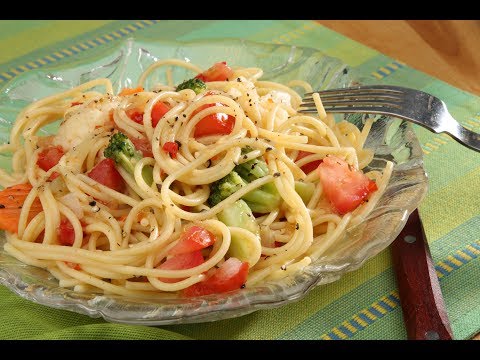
[58,218,75,246]
[169,225,216,256]
[183,257,249,297]
[195,62,233,82]
[157,250,205,283]
[37,146,64,172]
[162,141,179,159]
[88,158,125,193]
[317,155,377,215]
[296,151,323,174]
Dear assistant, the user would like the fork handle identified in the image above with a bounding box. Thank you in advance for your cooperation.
[444,118,480,152]
[391,209,454,340]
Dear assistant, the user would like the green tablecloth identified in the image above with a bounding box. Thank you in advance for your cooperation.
[0,20,478,340]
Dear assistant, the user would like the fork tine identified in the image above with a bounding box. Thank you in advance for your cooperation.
[302,92,403,102]
[299,106,399,115]
[300,99,403,108]
[303,85,404,97]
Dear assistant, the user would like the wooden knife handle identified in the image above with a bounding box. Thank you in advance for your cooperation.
[391,209,454,340]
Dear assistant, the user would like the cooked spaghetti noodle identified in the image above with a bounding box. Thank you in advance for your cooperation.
[0,60,393,299]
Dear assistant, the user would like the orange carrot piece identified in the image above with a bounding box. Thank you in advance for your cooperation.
[0,183,43,233]
[118,86,144,96]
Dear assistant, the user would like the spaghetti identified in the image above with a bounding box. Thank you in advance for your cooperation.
[0,60,393,299]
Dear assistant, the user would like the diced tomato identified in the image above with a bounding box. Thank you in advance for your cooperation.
[71,102,83,107]
[192,103,235,138]
[126,109,144,124]
[126,102,171,128]
[183,257,249,297]
[37,146,64,172]
[157,250,204,283]
[119,86,144,96]
[296,151,323,174]
[169,225,216,256]
[0,183,43,233]
[58,218,75,246]
[130,137,153,158]
[195,62,233,82]
[88,158,125,193]
[317,155,378,215]
[162,141,179,159]
[190,92,235,138]
[65,261,81,270]
[151,102,171,127]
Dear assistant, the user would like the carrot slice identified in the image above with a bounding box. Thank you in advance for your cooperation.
[0,183,43,233]
[118,86,144,96]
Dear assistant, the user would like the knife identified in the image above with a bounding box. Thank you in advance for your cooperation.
[391,209,454,340]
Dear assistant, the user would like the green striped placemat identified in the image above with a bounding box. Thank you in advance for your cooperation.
[0,20,478,340]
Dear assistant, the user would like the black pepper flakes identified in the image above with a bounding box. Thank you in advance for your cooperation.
[182,114,186,118]
[295,223,299,230]
[273,172,281,177]
[266,147,273,151]
[89,200,97,207]
[237,78,241,82]
[0,204,4,209]
[243,154,248,160]
[281,265,287,271]
[240,284,246,289]
[175,140,182,148]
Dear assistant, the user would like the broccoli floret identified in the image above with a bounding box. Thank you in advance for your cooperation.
[175,78,207,94]
[104,132,153,185]
[208,147,282,213]
[208,171,247,207]
[232,146,268,182]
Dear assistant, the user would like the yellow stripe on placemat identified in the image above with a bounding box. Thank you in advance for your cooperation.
[371,60,405,79]
[321,240,479,339]
[0,21,160,85]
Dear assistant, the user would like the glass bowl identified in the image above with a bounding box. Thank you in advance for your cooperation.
[0,38,428,325]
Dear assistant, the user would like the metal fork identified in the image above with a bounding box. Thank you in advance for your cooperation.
[299,85,480,152]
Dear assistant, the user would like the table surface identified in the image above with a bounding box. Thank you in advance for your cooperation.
[0,20,478,340]
[317,20,480,340]
[316,20,480,97]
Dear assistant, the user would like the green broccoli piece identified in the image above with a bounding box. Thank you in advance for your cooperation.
[175,78,207,94]
[208,147,282,213]
[234,147,269,183]
[104,132,153,185]
[208,171,247,207]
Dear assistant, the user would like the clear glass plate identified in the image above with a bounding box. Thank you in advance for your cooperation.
[0,38,427,325]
